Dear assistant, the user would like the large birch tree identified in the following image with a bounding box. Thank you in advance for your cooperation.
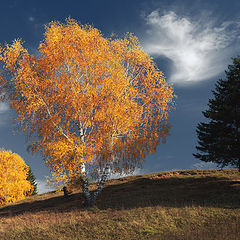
[0,18,174,207]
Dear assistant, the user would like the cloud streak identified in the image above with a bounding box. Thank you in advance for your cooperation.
[36,168,146,194]
[0,102,9,127]
[108,167,146,180]
[36,179,55,194]
[191,161,218,170]
[143,11,240,83]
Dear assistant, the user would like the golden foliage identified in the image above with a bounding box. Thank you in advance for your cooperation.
[0,18,175,186]
[0,150,33,205]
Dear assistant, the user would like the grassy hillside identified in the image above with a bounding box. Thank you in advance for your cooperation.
[0,169,239,240]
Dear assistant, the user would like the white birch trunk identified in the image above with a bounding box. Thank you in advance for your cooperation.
[82,164,110,207]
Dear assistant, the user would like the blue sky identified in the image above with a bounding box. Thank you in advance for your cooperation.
[0,0,239,193]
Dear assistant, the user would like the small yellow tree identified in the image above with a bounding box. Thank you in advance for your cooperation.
[0,18,175,207]
[0,150,33,205]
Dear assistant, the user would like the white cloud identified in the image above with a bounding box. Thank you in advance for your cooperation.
[143,11,240,83]
[108,167,146,180]
[191,161,235,170]
[36,179,55,194]
[191,161,218,170]
[28,16,35,22]
[0,102,9,127]
[36,168,146,194]
[0,102,9,113]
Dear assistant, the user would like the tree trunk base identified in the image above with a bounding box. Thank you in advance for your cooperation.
[81,165,110,208]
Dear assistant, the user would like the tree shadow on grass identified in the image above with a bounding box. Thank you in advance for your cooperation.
[0,175,239,217]
[97,175,240,210]
[0,191,85,218]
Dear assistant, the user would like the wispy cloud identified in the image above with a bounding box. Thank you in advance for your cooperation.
[28,16,35,22]
[0,102,8,113]
[0,102,9,127]
[36,179,55,194]
[108,167,146,180]
[191,161,235,170]
[191,161,218,170]
[143,11,240,83]
[36,168,146,194]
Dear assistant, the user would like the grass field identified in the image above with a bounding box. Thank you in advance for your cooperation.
[0,169,239,239]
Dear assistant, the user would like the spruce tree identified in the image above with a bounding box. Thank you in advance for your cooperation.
[193,57,240,171]
[27,167,38,195]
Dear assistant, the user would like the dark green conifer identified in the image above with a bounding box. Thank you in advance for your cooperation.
[27,167,38,195]
[194,57,240,171]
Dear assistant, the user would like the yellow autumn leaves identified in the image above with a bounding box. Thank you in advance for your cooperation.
[0,150,33,206]
[0,18,175,187]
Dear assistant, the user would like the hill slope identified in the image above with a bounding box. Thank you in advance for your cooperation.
[0,169,240,239]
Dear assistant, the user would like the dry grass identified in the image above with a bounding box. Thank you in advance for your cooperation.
[0,169,239,239]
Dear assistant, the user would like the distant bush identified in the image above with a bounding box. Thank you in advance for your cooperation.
[0,149,33,205]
